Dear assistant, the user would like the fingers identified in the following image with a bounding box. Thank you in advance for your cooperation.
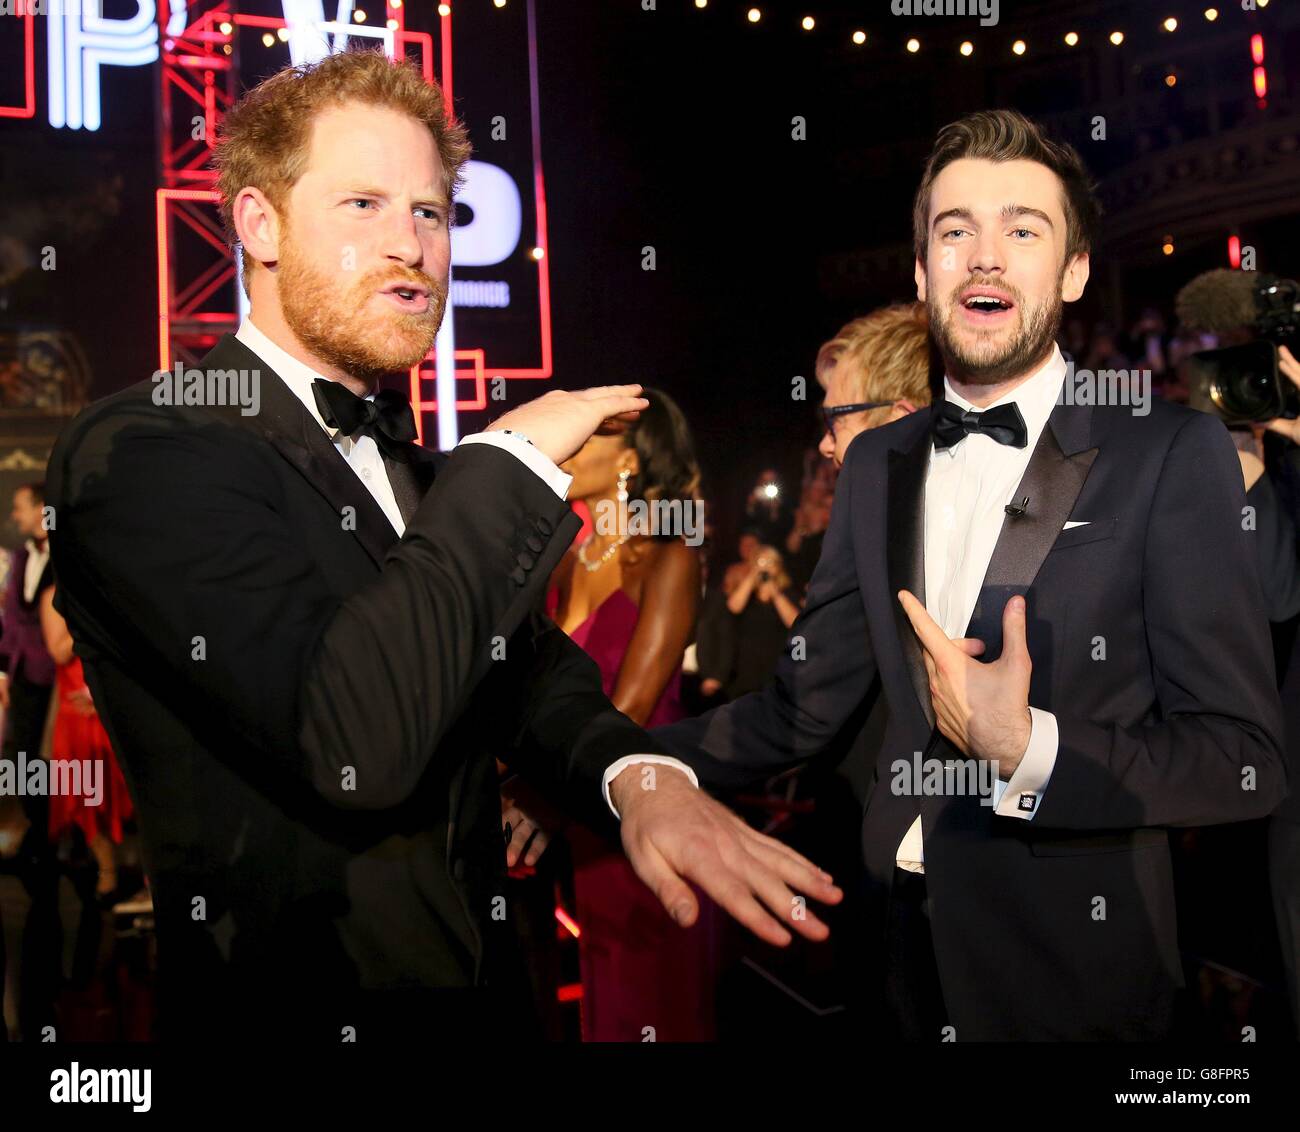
[1279,346,1300,390]
[897,590,952,658]
[622,834,701,929]
[572,384,644,400]
[952,637,986,658]
[502,803,540,869]
[522,828,549,867]
[999,594,1030,664]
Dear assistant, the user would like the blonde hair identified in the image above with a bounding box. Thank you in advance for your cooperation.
[213,49,471,291]
[814,302,933,419]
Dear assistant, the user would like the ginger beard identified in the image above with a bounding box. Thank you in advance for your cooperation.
[928,269,1064,387]
[276,217,447,384]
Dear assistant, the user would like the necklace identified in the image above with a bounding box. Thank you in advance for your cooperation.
[578,532,630,571]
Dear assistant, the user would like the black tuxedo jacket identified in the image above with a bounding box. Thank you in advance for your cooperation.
[656,394,1288,1040]
[46,334,659,1040]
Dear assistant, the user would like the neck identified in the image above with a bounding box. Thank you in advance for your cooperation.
[582,492,625,540]
[947,346,1055,408]
[247,288,374,398]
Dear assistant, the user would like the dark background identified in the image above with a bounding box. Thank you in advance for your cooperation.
[2,0,1299,548]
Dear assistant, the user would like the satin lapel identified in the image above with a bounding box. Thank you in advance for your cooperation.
[207,335,402,568]
[962,401,1098,659]
[886,413,936,730]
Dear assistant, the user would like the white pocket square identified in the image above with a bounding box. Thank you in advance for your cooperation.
[1063,520,1090,530]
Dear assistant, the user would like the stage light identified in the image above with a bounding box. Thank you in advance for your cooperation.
[438,3,450,15]
[1251,34,1265,65]
[1165,73,1177,87]
[1254,67,1268,100]
[386,18,398,29]
[907,38,920,53]
[261,32,274,47]
[1204,7,1218,19]
[1064,32,1079,46]
[392,0,403,7]
[1163,17,1177,33]
[802,16,815,31]
[1258,0,1269,7]
[1110,31,1124,46]
[354,9,367,22]
[695,0,707,8]
[223,43,232,55]
[747,7,761,23]
[1162,237,1174,256]
[960,41,973,56]
[1228,235,1242,269]
[852,30,866,46]
[493,0,507,8]
[277,26,290,41]
[219,21,232,35]
[530,246,545,261]
[1012,39,1026,56]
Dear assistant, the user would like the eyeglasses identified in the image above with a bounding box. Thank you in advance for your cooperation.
[821,401,893,434]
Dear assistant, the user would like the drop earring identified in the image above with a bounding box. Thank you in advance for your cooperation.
[617,467,630,504]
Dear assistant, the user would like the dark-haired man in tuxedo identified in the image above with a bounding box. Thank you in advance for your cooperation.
[45,51,839,1041]
[612,109,1288,1040]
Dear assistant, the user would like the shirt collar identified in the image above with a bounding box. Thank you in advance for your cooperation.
[24,537,47,558]
[941,344,1067,452]
[235,319,372,441]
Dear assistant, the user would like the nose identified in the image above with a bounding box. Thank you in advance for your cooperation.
[967,226,1006,278]
[818,428,836,461]
[382,205,424,270]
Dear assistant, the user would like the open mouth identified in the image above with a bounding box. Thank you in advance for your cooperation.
[959,288,1016,319]
[379,282,432,313]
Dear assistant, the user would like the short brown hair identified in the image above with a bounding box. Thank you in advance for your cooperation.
[213,49,472,287]
[815,302,933,411]
[912,109,1099,267]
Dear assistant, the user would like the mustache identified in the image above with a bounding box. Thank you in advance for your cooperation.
[358,267,446,301]
[948,276,1026,308]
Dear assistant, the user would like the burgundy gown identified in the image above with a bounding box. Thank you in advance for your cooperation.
[553,584,722,1041]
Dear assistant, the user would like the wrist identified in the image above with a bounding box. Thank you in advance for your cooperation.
[610,761,693,816]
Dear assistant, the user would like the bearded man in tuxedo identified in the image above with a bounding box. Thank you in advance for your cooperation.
[45,50,840,1041]
[611,110,1288,1040]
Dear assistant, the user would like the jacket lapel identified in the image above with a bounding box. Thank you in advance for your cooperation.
[886,412,936,730]
[205,335,434,569]
[961,401,1098,659]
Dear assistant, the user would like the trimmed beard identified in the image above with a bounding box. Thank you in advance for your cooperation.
[928,271,1064,387]
[277,224,447,385]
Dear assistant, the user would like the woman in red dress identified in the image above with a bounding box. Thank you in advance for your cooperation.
[541,388,719,1041]
[39,585,133,897]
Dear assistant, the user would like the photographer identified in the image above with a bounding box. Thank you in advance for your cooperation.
[1179,269,1300,1037]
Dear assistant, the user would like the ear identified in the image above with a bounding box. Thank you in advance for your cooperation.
[1061,251,1090,304]
[893,398,919,418]
[619,449,640,479]
[232,186,283,274]
[914,256,928,303]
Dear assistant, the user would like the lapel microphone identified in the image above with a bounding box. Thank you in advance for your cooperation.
[1004,495,1029,518]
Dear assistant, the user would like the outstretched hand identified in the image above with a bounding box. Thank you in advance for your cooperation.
[610,764,842,947]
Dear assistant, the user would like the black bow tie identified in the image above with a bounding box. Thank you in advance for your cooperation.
[932,399,1028,450]
[311,379,417,460]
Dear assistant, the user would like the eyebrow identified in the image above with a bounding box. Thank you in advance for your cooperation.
[344,188,450,210]
[932,204,1055,230]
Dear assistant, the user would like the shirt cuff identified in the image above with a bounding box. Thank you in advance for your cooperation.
[458,432,573,500]
[992,707,1058,820]
[602,755,700,819]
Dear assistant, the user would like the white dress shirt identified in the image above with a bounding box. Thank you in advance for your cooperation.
[234,320,572,531]
[23,536,50,603]
[894,346,1067,872]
